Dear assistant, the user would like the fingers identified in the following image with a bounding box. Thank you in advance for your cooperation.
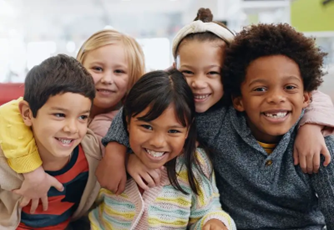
[19,196,31,208]
[312,153,320,173]
[30,198,39,214]
[293,147,299,166]
[322,145,332,167]
[48,175,64,192]
[41,196,49,211]
[140,173,156,188]
[306,154,314,174]
[148,170,161,186]
[132,174,149,191]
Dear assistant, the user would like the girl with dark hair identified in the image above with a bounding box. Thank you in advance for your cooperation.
[89,69,236,230]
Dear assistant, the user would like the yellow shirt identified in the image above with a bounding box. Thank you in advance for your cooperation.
[0,98,42,173]
[257,141,277,155]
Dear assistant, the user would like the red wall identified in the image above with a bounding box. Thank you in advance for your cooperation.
[0,83,24,106]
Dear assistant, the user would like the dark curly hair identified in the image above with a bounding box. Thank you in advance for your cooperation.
[223,23,327,99]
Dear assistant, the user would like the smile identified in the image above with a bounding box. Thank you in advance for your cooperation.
[145,148,166,158]
[55,137,75,145]
[194,94,211,101]
[262,110,291,123]
[263,111,289,118]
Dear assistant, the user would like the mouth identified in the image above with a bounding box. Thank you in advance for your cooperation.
[96,88,115,94]
[193,94,211,102]
[145,148,167,158]
[55,137,75,146]
[262,110,291,122]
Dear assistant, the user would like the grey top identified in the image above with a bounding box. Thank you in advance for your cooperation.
[102,106,334,230]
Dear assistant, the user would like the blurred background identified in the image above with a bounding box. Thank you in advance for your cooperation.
[0,0,333,99]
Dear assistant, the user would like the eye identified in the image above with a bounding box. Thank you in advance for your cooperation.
[79,115,89,120]
[168,129,181,134]
[181,70,193,75]
[53,113,65,118]
[141,124,153,130]
[92,66,103,72]
[208,71,220,75]
[115,69,125,74]
[253,87,267,92]
[285,85,297,90]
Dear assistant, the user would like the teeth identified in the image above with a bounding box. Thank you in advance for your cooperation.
[146,149,165,158]
[264,112,287,118]
[194,95,209,99]
[57,138,72,144]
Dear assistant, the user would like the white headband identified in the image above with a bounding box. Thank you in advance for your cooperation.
[172,20,235,58]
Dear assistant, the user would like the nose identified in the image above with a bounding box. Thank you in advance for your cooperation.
[189,74,207,89]
[101,70,114,85]
[149,132,166,149]
[266,88,286,104]
[63,118,78,134]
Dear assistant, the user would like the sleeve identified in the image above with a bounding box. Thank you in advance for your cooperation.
[101,107,130,148]
[310,136,334,229]
[189,149,236,230]
[299,91,334,136]
[0,98,42,173]
[195,105,228,146]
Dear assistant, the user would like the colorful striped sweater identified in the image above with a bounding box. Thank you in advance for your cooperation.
[89,148,236,230]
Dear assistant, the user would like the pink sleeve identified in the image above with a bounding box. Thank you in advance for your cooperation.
[299,90,334,136]
[88,110,119,155]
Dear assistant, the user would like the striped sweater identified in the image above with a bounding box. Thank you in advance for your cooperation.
[89,148,236,230]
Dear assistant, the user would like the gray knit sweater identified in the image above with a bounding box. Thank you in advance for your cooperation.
[102,106,334,230]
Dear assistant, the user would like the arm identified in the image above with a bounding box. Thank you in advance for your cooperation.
[189,149,236,230]
[310,136,334,230]
[0,98,42,172]
[96,108,130,194]
[294,91,334,173]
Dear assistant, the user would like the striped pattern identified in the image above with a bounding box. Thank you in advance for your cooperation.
[257,141,277,154]
[89,148,236,230]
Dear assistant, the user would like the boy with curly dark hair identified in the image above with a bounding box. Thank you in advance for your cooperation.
[219,23,333,229]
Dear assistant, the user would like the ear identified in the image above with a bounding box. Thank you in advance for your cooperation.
[302,92,312,108]
[232,95,245,112]
[18,100,33,127]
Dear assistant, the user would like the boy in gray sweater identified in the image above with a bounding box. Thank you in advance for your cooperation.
[102,24,334,229]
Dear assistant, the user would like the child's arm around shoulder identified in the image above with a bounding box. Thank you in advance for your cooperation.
[310,136,334,229]
[295,91,334,173]
[189,148,236,230]
[96,108,129,194]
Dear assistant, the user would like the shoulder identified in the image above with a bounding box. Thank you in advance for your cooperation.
[81,129,102,160]
[325,136,334,155]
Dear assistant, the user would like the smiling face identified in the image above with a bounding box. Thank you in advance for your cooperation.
[83,43,129,111]
[127,105,189,170]
[23,93,91,163]
[175,40,225,113]
[233,55,310,143]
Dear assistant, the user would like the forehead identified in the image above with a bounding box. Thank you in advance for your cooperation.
[84,43,127,64]
[245,55,301,82]
[177,40,225,62]
[42,93,92,111]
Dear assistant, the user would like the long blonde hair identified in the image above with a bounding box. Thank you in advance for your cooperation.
[76,29,146,90]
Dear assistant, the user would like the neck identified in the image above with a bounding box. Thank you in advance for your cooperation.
[246,117,282,144]
[90,104,120,118]
[37,142,71,171]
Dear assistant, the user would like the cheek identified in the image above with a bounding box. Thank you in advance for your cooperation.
[115,76,130,91]
[88,71,99,84]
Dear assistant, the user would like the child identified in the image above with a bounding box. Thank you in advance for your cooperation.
[215,23,333,229]
[89,69,236,230]
[99,8,334,193]
[0,29,146,211]
[0,54,101,229]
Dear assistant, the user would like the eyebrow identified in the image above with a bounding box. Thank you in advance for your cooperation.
[50,107,90,114]
[248,75,302,87]
[135,118,186,129]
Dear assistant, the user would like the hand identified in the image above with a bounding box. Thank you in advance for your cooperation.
[12,166,64,213]
[203,219,228,230]
[127,154,163,190]
[96,142,127,195]
[294,124,331,174]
